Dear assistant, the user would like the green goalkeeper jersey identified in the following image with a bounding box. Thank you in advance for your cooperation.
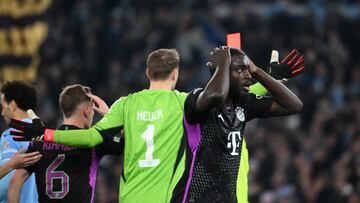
[236,83,268,203]
[53,89,187,203]
[237,137,249,203]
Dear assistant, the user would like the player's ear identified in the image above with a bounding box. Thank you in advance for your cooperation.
[9,100,17,112]
[83,104,91,118]
[172,68,179,81]
[146,68,151,80]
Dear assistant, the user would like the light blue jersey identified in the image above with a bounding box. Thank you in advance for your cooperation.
[0,119,38,203]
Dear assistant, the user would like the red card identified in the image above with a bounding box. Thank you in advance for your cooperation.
[227,33,241,49]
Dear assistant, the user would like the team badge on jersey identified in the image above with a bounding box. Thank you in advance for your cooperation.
[235,107,245,121]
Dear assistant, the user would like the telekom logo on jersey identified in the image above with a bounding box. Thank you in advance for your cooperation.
[227,131,242,156]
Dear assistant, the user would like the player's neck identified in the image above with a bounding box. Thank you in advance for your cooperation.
[63,117,86,129]
[222,98,234,111]
[148,80,175,90]
[12,110,30,120]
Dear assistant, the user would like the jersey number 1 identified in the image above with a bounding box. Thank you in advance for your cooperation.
[139,124,160,167]
[46,154,69,199]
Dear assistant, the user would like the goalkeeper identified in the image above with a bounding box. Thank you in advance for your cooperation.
[239,49,305,203]
[8,48,305,203]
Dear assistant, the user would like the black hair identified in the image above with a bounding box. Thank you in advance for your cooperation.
[208,48,245,76]
[0,81,37,111]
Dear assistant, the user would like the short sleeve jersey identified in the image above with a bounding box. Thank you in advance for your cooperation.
[0,119,38,203]
[172,89,272,203]
[25,125,123,203]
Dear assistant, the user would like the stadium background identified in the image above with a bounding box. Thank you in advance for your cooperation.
[1,0,359,203]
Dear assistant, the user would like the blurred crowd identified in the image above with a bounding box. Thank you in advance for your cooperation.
[1,0,360,202]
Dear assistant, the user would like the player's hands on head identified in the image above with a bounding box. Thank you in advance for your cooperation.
[268,49,306,80]
[8,148,42,168]
[246,56,258,74]
[88,94,109,116]
[9,109,46,141]
[206,46,231,72]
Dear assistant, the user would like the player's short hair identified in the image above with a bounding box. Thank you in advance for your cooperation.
[0,80,37,111]
[146,48,180,80]
[59,84,91,118]
[209,48,246,76]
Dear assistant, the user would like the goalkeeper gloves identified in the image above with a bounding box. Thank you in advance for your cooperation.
[10,110,53,142]
[268,49,306,80]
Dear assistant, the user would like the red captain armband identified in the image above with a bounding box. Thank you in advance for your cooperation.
[44,129,55,142]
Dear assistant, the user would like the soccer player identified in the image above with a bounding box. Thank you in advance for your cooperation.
[238,49,305,203]
[7,84,123,203]
[0,148,41,180]
[171,46,304,202]
[9,49,188,203]
[8,48,304,203]
[0,81,39,203]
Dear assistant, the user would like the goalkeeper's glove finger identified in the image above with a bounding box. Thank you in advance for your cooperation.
[281,49,298,64]
[291,64,306,76]
[10,129,44,141]
[9,118,30,131]
[9,116,46,142]
[10,130,28,141]
[274,49,306,79]
[288,53,304,69]
[13,136,28,142]
[270,50,279,64]
[10,130,24,137]
[289,54,306,77]
[267,50,281,78]
[27,109,39,119]
[290,55,306,69]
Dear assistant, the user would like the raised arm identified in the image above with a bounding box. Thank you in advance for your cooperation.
[88,94,110,116]
[248,56,303,116]
[8,169,30,203]
[9,97,125,147]
[9,111,105,147]
[196,46,231,112]
[250,49,306,96]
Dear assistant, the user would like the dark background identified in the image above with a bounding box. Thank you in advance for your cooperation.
[1,0,360,203]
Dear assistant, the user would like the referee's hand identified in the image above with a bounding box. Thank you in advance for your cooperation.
[9,109,46,142]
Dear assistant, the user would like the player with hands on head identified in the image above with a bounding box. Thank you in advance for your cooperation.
[171,46,303,203]
[200,46,232,110]
[238,48,306,203]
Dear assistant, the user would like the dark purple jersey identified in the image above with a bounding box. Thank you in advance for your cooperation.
[26,125,123,203]
[172,89,272,203]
